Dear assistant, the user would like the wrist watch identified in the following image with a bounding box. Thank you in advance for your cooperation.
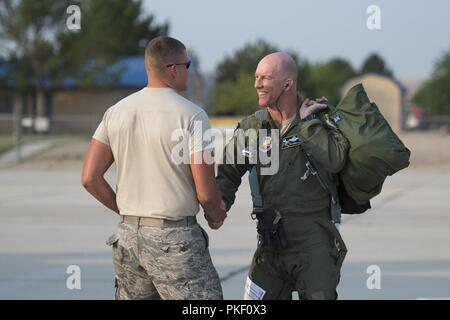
[301,113,318,122]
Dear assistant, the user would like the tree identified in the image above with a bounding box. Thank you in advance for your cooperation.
[361,53,392,77]
[212,39,315,115]
[56,0,169,86]
[413,50,450,115]
[216,39,278,83]
[0,0,68,92]
[0,0,169,123]
[310,58,356,105]
[213,72,257,116]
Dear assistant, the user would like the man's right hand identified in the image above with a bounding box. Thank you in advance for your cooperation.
[190,152,228,230]
[207,219,224,230]
[204,211,227,230]
[204,200,227,230]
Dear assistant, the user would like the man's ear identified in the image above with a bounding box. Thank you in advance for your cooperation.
[166,65,176,79]
[284,79,293,91]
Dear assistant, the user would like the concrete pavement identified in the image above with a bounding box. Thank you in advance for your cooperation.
[1,165,449,299]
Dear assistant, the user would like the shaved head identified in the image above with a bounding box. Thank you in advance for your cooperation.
[255,52,299,108]
[258,52,298,82]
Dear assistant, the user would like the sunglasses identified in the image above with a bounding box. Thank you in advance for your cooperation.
[165,60,191,70]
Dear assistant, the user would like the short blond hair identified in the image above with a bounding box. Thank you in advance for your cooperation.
[145,36,186,74]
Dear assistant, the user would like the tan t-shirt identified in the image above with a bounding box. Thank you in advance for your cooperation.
[281,114,297,137]
[93,87,213,220]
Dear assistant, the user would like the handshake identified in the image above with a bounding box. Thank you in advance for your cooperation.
[204,200,227,230]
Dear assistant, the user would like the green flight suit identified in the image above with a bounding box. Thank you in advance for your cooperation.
[216,107,349,300]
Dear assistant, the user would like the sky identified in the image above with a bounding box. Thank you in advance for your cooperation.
[143,0,450,79]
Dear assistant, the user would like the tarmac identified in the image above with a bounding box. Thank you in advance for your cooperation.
[0,137,449,300]
[0,140,54,167]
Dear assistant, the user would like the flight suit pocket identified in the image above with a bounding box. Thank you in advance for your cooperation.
[252,248,280,279]
[314,217,347,272]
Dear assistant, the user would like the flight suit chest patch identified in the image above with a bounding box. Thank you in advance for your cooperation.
[259,136,272,153]
[282,135,303,149]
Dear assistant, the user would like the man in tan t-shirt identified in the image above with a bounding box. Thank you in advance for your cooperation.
[82,36,226,300]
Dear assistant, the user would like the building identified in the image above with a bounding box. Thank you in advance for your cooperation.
[0,56,206,134]
[341,73,408,132]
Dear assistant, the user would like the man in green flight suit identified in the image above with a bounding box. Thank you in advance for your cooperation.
[214,52,349,300]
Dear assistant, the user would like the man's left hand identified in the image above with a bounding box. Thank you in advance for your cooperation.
[300,98,328,120]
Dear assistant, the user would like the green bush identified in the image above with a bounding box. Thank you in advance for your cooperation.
[413,50,450,115]
[212,72,259,116]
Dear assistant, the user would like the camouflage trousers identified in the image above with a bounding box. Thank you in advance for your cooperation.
[106,221,223,300]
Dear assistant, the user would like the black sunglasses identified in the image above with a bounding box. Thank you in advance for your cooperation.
[165,60,191,70]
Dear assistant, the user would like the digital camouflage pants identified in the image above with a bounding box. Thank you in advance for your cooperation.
[106,222,223,300]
